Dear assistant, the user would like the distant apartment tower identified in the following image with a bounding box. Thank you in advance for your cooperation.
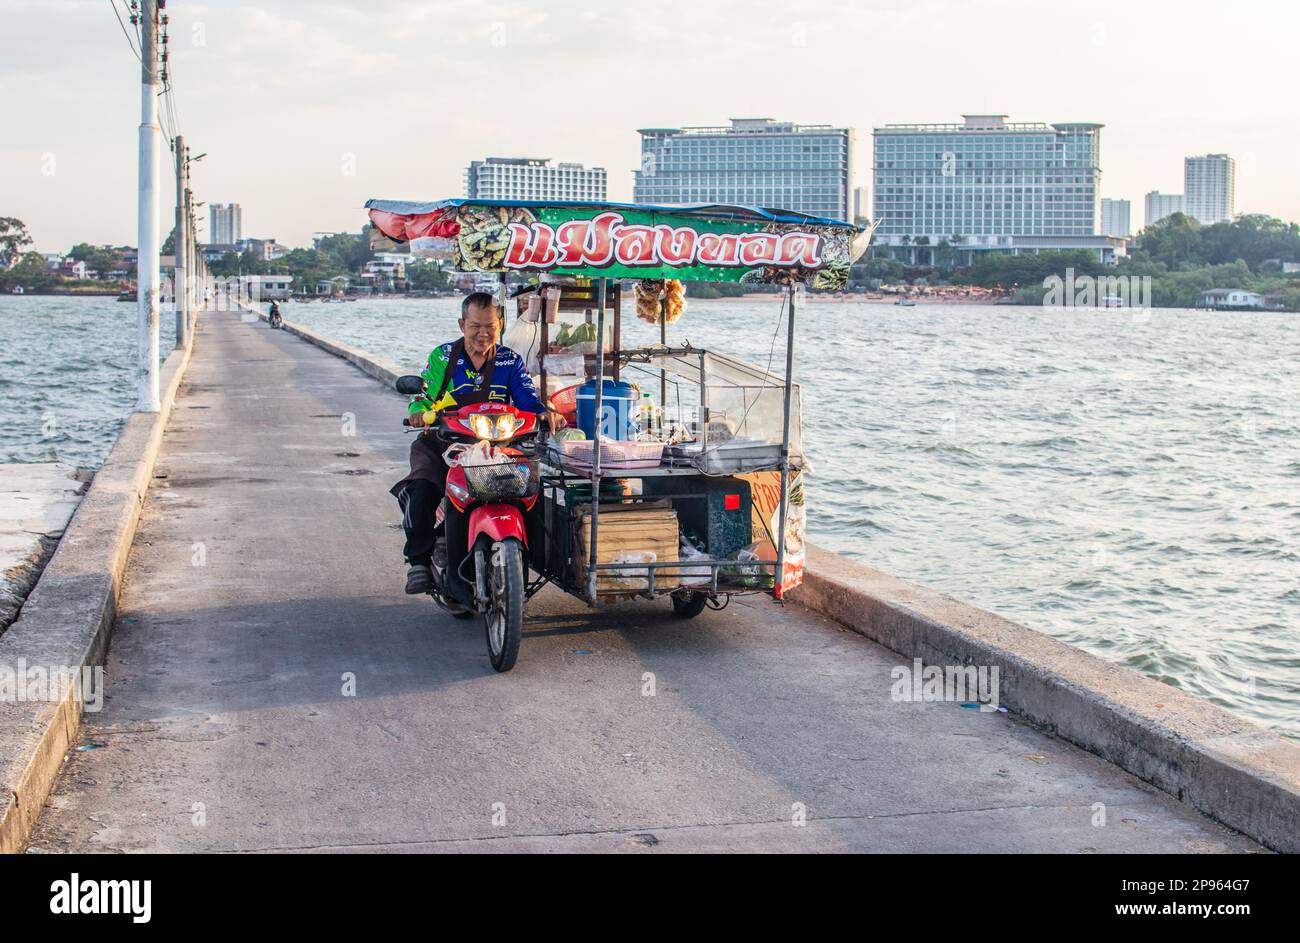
[872,114,1123,263]
[1184,154,1235,225]
[634,118,854,221]
[853,186,869,222]
[1144,191,1185,228]
[464,157,607,201]
[1100,198,1131,237]
[210,203,242,244]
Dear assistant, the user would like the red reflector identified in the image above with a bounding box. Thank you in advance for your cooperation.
[724,493,740,510]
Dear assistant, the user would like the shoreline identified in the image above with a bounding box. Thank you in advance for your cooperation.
[707,292,1009,305]
[9,291,1289,312]
[0,290,125,298]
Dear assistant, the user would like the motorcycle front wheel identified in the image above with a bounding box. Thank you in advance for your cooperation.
[483,537,524,672]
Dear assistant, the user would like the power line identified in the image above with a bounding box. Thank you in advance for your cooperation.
[164,81,182,144]
[159,9,181,131]
[109,0,141,61]
[159,96,177,174]
[111,0,177,165]
[154,5,184,176]
[158,85,176,136]
[160,80,183,177]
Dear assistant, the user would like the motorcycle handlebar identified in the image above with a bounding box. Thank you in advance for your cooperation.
[400,418,544,452]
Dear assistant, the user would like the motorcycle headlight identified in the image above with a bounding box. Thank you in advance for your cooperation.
[468,413,524,441]
[493,413,524,439]
[468,414,496,440]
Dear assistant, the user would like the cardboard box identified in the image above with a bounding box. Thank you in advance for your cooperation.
[574,505,679,593]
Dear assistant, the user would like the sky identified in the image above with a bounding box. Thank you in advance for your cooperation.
[2,0,1297,252]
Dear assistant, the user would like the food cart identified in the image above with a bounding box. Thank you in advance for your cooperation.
[367,198,871,620]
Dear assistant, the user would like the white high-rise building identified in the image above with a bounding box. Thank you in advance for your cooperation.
[1100,198,1131,237]
[1184,154,1235,225]
[464,158,606,201]
[1144,191,1185,228]
[871,114,1124,263]
[209,203,242,245]
[634,118,854,221]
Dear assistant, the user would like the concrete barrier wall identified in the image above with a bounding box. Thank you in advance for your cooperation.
[0,323,197,853]
[248,305,405,387]
[794,546,1300,853]
[237,308,1300,853]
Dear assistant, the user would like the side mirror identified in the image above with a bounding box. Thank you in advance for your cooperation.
[395,375,425,396]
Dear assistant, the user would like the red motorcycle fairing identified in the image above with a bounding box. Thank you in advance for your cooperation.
[468,504,528,548]
[442,401,539,439]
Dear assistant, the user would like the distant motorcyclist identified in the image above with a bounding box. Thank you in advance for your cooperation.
[268,300,283,328]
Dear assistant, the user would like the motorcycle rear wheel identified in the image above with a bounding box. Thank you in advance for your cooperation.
[483,537,524,672]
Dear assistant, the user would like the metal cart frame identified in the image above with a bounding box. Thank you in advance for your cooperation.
[533,278,800,606]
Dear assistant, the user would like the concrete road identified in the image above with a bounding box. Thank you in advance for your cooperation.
[29,312,1261,853]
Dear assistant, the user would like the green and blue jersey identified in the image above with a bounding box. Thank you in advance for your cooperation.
[407,343,546,418]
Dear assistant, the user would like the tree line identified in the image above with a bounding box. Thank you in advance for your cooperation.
[205,227,450,293]
[0,218,451,296]
[853,213,1300,309]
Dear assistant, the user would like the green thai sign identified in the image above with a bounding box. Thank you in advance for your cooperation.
[369,201,867,290]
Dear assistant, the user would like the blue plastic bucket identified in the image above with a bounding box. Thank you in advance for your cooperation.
[575,379,637,441]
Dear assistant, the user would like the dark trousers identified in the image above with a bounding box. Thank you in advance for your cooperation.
[399,480,477,607]
[395,434,449,567]
[398,478,440,567]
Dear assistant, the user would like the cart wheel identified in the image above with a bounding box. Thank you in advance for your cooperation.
[484,537,524,671]
[671,590,709,619]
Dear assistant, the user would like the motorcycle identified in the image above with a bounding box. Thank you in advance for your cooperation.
[396,374,541,672]
[268,305,284,329]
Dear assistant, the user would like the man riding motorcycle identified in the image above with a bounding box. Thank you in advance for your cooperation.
[391,291,560,599]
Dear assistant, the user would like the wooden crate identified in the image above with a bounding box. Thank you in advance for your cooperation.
[574,505,679,593]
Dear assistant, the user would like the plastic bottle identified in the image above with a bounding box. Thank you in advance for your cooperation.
[638,392,658,441]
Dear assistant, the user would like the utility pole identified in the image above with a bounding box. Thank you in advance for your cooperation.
[186,192,196,319]
[187,168,206,323]
[173,134,187,349]
[137,0,162,411]
[191,208,202,314]
[186,187,195,330]
[184,150,207,330]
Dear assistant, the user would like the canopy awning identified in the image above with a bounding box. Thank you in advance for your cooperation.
[365,198,873,290]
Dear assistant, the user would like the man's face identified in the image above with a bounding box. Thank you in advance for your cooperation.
[460,302,501,357]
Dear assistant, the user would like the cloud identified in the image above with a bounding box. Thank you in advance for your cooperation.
[2,0,1297,250]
